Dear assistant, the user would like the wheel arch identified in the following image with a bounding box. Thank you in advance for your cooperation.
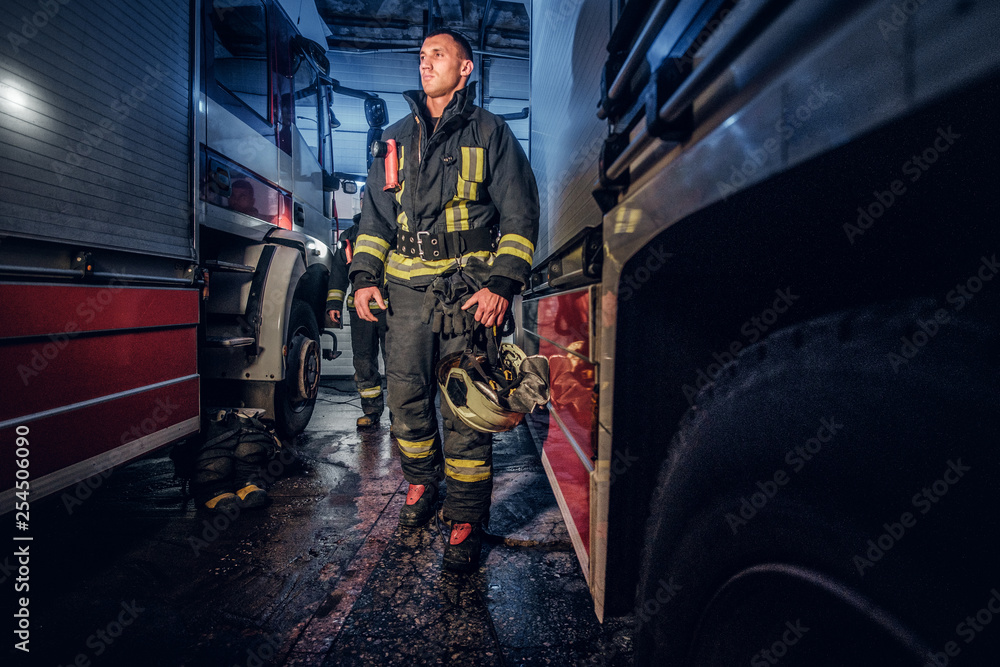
[631,299,1000,665]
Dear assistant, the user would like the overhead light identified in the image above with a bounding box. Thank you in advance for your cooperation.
[1,80,29,110]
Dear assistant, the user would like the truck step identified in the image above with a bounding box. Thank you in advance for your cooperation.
[205,336,256,348]
[204,260,255,273]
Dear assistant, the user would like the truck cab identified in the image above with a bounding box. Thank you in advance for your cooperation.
[0,0,345,512]
[196,0,342,435]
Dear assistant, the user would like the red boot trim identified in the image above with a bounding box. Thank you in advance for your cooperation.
[450,523,473,545]
[405,484,426,505]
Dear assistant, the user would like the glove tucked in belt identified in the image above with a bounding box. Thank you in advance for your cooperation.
[419,258,493,336]
[420,273,475,336]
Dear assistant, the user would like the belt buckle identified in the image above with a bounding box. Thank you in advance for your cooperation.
[416,230,430,259]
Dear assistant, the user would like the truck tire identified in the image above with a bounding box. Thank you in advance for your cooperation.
[275,299,321,436]
[633,298,1000,666]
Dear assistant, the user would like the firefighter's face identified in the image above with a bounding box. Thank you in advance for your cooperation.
[419,34,472,100]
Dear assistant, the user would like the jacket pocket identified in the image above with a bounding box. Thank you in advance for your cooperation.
[455,146,486,200]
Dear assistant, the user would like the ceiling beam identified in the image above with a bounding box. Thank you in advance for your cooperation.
[437,0,464,22]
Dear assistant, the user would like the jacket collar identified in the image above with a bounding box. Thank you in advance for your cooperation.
[402,81,478,124]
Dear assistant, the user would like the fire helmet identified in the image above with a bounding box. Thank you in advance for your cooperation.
[437,341,549,434]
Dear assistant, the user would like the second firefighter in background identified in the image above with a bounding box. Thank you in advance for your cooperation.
[327,204,389,428]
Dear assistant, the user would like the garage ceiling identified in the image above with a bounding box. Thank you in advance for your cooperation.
[317,0,530,56]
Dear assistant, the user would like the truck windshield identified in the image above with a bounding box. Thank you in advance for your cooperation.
[211,0,269,120]
[293,57,322,164]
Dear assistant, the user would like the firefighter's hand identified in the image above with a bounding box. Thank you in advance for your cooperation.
[462,288,509,328]
[327,309,342,327]
[354,286,384,322]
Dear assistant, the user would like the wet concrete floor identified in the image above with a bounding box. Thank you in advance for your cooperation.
[8,381,632,666]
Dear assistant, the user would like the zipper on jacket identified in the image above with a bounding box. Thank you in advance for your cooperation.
[413,115,422,228]
[412,105,456,233]
[416,116,422,165]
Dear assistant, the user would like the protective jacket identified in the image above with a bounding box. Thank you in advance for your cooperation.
[350,82,539,291]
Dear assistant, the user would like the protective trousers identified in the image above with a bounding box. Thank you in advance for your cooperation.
[349,307,387,417]
[386,280,493,524]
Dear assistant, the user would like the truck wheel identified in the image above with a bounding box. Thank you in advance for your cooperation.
[633,298,1000,666]
[275,300,321,436]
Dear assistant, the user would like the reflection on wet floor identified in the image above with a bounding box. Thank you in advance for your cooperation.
[9,381,632,666]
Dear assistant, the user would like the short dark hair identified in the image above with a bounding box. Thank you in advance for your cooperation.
[425,28,473,62]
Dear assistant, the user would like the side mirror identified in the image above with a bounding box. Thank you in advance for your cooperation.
[323,172,340,192]
[366,127,384,170]
[365,97,388,128]
[342,181,358,195]
[292,35,330,75]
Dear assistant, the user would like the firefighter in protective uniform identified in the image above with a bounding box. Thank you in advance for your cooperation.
[327,206,389,428]
[351,28,539,572]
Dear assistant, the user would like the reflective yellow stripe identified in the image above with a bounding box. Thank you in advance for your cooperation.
[355,234,391,263]
[449,471,490,482]
[456,175,479,200]
[356,247,388,263]
[235,484,263,500]
[394,181,408,231]
[359,386,382,398]
[445,458,491,482]
[460,146,485,181]
[498,233,535,254]
[444,199,470,232]
[346,294,385,311]
[385,251,492,281]
[356,233,390,251]
[457,147,484,202]
[496,246,533,264]
[496,233,535,265]
[397,437,436,459]
[204,493,235,509]
[398,145,404,170]
[327,289,345,301]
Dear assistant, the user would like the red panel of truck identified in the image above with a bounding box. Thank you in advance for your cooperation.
[0,328,197,422]
[0,378,199,483]
[0,284,199,339]
[534,289,596,556]
[0,284,200,492]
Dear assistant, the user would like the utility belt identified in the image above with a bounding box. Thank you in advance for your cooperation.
[396,227,494,261]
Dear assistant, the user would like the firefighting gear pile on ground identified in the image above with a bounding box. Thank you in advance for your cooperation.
[173,410,283,513]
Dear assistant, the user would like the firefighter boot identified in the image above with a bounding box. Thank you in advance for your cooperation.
[193,441,236,513]
[235,482,269,509]
[357,411,382,428]
[443,521,482,573]
[399,483,437,527]
[203,492,239,514]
